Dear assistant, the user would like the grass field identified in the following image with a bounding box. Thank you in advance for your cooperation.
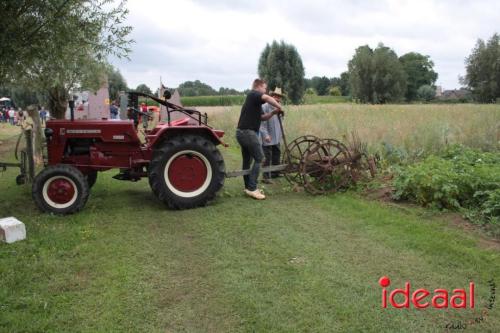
[204,103,499,155]
[0,104,499,332]
[140,95,350,107]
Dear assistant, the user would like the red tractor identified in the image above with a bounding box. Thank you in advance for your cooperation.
[31,91,226,214]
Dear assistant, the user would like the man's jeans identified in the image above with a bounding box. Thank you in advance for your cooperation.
[236,129,264,191]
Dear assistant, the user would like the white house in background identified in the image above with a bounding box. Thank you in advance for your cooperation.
[435,86,443,97]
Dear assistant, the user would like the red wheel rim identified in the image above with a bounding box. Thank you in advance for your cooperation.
[167,154,208,192]
[47,178,76,204]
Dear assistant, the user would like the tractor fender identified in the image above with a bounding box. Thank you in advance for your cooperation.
[148,126,227,149]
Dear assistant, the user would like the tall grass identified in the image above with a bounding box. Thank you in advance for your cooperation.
[303,95,350,104]
[209,103,499,156]
[181,95,245,107]
[139,95,245,107]
[182,95,349,107]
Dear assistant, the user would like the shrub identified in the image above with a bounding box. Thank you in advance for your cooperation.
[329,86,342,96]
[393,145,500,224]
[416,85,436,102]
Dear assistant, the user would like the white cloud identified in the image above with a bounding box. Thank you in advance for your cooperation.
[111,0,500,91]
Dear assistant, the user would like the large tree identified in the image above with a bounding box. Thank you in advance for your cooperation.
[348,45,375,103]
[108,65,128,101]
[463,33,500,103]
[348,43,407,103]
[371,44,407,103]
[399,52,438,101]
[177,80,217,96]
[339,72,350,96]
[258,41,305,104]
[0,1,132,118]
[135,83,153,95]
[309,76,331,96]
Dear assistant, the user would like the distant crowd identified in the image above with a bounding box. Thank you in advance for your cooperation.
[0,106,49,126]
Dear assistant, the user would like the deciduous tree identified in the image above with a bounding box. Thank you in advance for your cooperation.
[135,83,153,95]
[348,43,407,103]
[463,33,500,103]
[258,41,305,104]
[400,52,438,101]
[0,0,132,118]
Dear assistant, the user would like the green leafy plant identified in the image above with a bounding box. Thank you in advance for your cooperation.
[393,145,500,224]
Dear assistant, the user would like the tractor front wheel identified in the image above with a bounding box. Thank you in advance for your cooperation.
[148,135,225,209]
[32,164,90,215]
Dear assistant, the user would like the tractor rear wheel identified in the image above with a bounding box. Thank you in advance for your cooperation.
[32,164,90,214]
[148,135,225,209]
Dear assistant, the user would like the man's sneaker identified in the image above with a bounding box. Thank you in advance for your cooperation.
[244,189,266,200]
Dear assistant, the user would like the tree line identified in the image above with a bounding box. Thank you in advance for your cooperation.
[257,34,500,104]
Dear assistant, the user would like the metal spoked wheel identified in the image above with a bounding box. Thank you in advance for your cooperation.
[299,139,353,194]
[282,135,320,187]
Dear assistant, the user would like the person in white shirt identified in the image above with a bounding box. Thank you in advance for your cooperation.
[8,108,16,125]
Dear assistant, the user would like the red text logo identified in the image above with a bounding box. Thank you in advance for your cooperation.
[379,276,475,309]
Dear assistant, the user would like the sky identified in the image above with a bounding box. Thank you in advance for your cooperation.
[110,0,500,92]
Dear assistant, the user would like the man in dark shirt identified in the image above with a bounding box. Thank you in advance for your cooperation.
[236,79,283,200]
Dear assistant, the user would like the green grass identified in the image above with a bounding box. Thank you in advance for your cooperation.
[1,105,499,332]
[0,123,21,141]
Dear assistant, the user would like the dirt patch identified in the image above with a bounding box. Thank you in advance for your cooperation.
[446,213,500,250]
[364,185,394,202]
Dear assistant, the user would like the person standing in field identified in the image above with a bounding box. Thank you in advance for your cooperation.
[17,109,25,126]
[40,107,47,125]
[260,87,285,184]
[236,79,283,200]
[110,102,119,119]
[8,108,16,125]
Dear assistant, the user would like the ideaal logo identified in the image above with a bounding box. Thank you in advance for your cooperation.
[379,276,496,330]
[378,276,475,309]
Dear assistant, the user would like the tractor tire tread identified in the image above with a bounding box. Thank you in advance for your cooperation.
[148,135,225,209]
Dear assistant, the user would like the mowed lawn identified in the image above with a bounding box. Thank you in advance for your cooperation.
[0,104,499,332]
